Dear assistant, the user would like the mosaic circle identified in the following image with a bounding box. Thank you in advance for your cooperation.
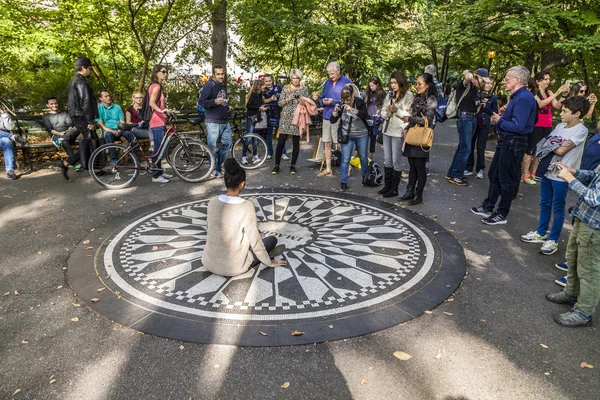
[103,193,435,322]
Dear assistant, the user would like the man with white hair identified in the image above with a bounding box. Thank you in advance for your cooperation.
[318,62,352,177]
[471,66,537,225]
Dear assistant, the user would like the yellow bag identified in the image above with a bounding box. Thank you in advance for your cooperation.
[350,157,361,169]
[404,113,434,152]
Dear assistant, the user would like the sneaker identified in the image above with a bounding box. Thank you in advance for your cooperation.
[241,156,248,165]
[555,262,568,272]
[266,155,273,160]
[210,171,222,178]
[340,183,349,192]
[554,309,592,328]
[51,137,63,148]
[282,154,290,161]
[463,170,473,176]
[476,170,484,179]
[6,170,19,180]
[520,231,547,243]
[533,175,542,182]
[253,155,260,163]
[448,177,468,186]
[539,240,558,255]
[162,172,173,179]
[546,290,576,304]
[471,206,492,217]
[426,167,430,176]
[152,175,170,183]
[554,276,568,288]
[74,163,83,172]
[271,165,280,175]
[290,165,297,175]
[524,174,537,185]
[13,134,27,145]
[482,212,507,225]
[445,175,452,181]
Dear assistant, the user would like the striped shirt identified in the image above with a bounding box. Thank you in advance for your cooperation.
[569,167,600,230]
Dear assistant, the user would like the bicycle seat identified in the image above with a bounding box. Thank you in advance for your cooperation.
[189,117,204,125]
[118,123,139,131]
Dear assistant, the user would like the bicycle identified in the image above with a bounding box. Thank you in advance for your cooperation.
[88,114,215,190]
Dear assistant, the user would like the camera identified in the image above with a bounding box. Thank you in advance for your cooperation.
[480,93,492,100]
[551,164,562,173]
[539,108,549,114]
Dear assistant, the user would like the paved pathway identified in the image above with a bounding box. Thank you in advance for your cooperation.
[0,121,597,399]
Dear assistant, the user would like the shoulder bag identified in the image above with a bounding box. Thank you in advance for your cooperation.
[404,113,434,152]
[446,85,471,119]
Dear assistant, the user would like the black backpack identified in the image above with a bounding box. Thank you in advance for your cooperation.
[332,149,342,167]
[140,84,162,122]
[362,162,383,187]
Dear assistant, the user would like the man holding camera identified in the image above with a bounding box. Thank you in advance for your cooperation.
[318,62,352,177]
[447,68,490,186]
[471,66,537,225]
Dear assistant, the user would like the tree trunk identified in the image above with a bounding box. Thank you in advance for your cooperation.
[211,0,228,74]
[440,45,450,84]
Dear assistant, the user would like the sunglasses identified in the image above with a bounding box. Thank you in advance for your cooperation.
[134,97,143,99]
[159,70,168,74]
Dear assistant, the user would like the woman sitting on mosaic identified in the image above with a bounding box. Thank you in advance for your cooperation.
[202,159,286,276]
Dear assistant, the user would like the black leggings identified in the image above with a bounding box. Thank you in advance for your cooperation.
[275,134,300,165]
[250,236,278,268]
[408,157,427,195]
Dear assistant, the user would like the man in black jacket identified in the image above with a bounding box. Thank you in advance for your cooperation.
[198,64,232,177]
[68,57,98,140]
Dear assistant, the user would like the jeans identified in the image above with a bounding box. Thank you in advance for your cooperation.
[0,130,12,139]
[151,126,166,178]
[340,135,369,184]
[266,118,279,156]
[565,219,600,316]
[536,176,569,242]
[0,137,16,171]
[447,114,477,177]
[481,135,527,217]
[206,122,233,174]
[382,134,403,172]
[466,124,491,172]
[103,130,136,161]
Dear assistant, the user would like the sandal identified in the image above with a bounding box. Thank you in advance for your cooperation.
[317,169,333,177]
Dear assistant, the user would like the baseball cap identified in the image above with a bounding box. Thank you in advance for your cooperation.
[75,57,93,69]
[475,68,491,82]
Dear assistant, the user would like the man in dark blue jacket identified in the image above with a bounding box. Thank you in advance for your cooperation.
[198,64,231,177]
[471,66,537,225]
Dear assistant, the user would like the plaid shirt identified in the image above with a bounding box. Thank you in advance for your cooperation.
[570,166,600,230]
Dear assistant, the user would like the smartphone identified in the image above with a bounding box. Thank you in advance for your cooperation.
[565,80,571,86]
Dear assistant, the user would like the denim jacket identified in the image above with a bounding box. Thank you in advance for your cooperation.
[477,93,498,127]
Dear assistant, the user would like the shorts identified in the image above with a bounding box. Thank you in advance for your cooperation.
[527,126,552,155]
[322,119,339,144]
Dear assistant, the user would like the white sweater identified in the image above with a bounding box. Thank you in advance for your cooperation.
[380,92,414,138]
[202,196,271,277]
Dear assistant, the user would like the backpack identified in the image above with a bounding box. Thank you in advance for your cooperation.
[435,94,448,123]
[332,149,342,167]
[445,85,471,119]
[197,89,205,115]
[362,161,383,187]
[140,84,162,122]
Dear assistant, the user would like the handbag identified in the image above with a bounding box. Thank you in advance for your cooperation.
[404,113,434,152]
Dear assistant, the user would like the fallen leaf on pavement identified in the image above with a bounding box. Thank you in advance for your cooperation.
[14,290,20,295]
[49,376,56,384]
[21,340,28,344]
[71,317,79,322]
[97,288,105,292]
[13,389,21,395]
[57,285,63,289]
[393,351,412,361]
[446,298,454,302]
[337,277,342,280]
[540,344,549,349]
[443,312,454,316]
[360,378,367,386]
[259,331,268,336]
[72,303,81,307]
[82,240,90,245]
[281,382,290,389]
[3,292,9,296]
[423,310,433,315]
[152,246,159,251]
[179,345,184,350]
[328,325,333,329]
[291,331,305,336]
[449,221,456,225]
[580,362,594,369]
[480,319,487,323]
[90,228,95,232]
[91,298,100,303]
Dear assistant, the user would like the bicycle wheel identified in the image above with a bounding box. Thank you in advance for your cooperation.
[231,133,268,170]
[89,143,140,190]
[171,140,215,182]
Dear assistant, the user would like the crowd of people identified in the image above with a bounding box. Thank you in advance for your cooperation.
[1,56,600,327]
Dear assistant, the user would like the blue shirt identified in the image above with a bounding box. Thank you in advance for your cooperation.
[320,75,353,120]
[495,86,536,138]
[581,132,600,170]
[263,84,282,119]
[570,167,600,230]
[97,103,124,130]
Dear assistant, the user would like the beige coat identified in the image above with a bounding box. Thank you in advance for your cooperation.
[202,197,271,277]
[380,92,414,138]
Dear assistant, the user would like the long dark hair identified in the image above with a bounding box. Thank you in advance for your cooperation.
[569,81,588,98]
[151,64,167,84]
[365,76,386,109]
[411,73,439,113]
[533,71,550,98]
[390,71,409,102]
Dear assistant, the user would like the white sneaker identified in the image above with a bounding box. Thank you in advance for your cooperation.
[253,155,260,163]
[282,154,290,161]
[476,170,484,179]
[152,175,170,183]
[540,240,558,255]
[241,156,248,165]
[162,172,173,179]
[463,170,474,176]
[267,155,272,160]
[520,231,547,243]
